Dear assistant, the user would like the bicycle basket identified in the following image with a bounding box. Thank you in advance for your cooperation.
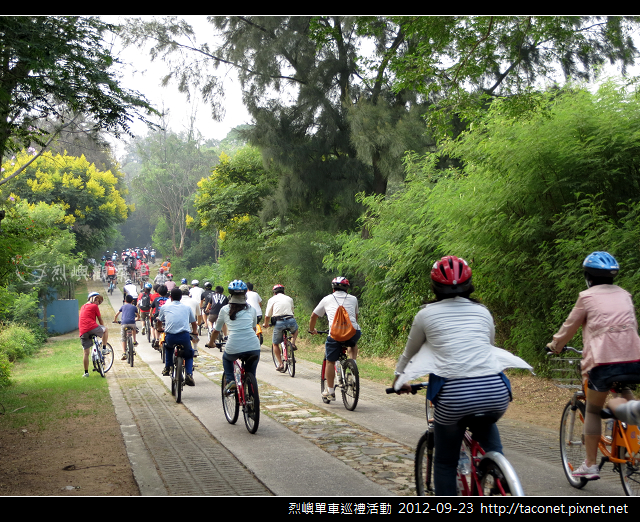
[549,354,582,389]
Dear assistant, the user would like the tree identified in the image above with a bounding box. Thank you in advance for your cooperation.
[125,126,218,257]
[387,16,640,137]
[1,150,130,255]
[0,16,156,185]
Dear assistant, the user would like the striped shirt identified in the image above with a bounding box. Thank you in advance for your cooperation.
[434,375,510,425]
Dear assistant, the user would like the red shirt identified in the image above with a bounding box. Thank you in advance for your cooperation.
[79,302,102,335]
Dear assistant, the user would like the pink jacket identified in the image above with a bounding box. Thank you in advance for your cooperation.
[550,285,640,376]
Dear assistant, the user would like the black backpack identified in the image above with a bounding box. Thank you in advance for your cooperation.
[139,292,151,310]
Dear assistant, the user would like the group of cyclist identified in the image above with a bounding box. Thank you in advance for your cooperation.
[81,248,640,496]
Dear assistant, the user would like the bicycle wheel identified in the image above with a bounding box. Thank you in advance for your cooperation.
[221,374,239,424]
[478,451,525,496]
[127,336,134,367]
[272,344,284,371]
[341,359,359,411]
[415,430,436,495]
[146,318,151,343]
[242,371,260,434]
[320,358,331,404]
[560,399,589,489]
[619,446,640,496]
[102,343,114,373]
[286,340,295,378]
[175,356,184,403]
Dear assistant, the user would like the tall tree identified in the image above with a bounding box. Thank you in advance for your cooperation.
[0,16,156,185]
[125,126,217,256]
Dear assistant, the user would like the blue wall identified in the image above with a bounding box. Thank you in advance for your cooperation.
[40,298,79,335]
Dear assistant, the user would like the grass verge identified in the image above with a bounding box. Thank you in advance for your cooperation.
[0,337,110,431]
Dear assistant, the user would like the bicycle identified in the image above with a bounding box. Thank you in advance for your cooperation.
[141,312,151,344]
[314,330,359,411]
[107,276,116,295]
[170,339,194,404]
[387,382,524,496]
[115,320,137,367]
[90,334,114,378]
[271,327,295,378]
[550,346,640,495]
[221,353,260,434]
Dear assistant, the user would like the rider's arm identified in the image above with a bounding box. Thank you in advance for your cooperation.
[609,398,640,425]
[309,312,320,334]
[547,296,586,353]
[394,312,427,377]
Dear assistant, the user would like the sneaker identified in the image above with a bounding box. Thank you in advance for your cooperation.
[121,353,127,360]
[133,341,139,346]
[185,374,195,387]
[193,349,199,357]
[162,367,171,376]
[572,461,600,480]
[322,388,336,401]
[82,372,89,378]
[224,381,237,395]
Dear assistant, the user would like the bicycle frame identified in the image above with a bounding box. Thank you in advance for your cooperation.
[234,359,247,405]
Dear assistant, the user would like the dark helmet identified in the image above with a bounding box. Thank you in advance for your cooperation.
[204,281,212,289]
[583,251,619,278]
[430,256,473,296]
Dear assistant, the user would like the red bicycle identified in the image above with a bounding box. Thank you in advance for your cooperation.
[221,353,260,434]
[388,383,524,496]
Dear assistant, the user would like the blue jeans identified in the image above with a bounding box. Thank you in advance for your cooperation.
[223,350,261,385]
[433,419,503,496]
[165,331,194,374]
[272,317,298,344]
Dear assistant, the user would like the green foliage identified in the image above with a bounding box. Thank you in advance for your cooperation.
[327,81,640,369]
[0,352,11,389]
[0,16,156,166]
[0,325,38,362]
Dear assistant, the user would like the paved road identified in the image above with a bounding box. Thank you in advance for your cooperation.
[100,283,628,497]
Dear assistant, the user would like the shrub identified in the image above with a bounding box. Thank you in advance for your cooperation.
[0,352,12,389]
[0,324,38,362]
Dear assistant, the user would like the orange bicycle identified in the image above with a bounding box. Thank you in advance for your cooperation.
[552,346,640,495]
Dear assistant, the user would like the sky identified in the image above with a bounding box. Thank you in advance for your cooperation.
[103,16,251,160]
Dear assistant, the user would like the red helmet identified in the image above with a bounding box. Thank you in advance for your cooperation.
[430,256,473,295]
[272,284,285,294]
[331,276,350,290]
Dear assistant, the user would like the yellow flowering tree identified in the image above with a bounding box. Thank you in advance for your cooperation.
[1,150,131,255]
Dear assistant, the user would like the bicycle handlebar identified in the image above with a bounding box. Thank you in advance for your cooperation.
[385,382,428,395]
[545,346,582,355]
[309,330,329,334]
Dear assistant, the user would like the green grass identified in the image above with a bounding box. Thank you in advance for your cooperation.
[0,338,110,431]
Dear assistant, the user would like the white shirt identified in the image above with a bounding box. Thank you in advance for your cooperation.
[180,295,201,320]
[123,284,138,298]
[189,286,204,304]
[312,291,359,330]
[264,293,295,318]
[394,297,531,388]
[246,290,263,317]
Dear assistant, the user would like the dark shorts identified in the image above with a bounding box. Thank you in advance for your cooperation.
[325,330,361,362]
[80,326,105,349]
[587,361,640,392]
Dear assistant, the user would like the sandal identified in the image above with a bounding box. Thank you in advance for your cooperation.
[276,365,286,373]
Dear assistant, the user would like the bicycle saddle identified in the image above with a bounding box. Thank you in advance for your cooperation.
[605,374,640,392]
[457,412,502,430]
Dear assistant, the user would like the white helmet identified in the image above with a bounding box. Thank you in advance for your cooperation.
[191,280,199,286]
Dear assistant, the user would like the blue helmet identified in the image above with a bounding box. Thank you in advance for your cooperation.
[181,278,187,284]
[583,251,619,278]
[228,279,247,293]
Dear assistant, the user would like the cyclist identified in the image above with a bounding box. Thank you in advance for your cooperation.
[179,284,202,356]
[154,267,168,286]
[123,279,139,306]
[204,285,228,346]
[79,292,110,377]
[113,294,140,359]
[263,284,299,373]
[106,260,117,287]
[210,280,261,394]
[309,276,361,400]
[138,283,153,335]
[159,287,198,386]
[151,284,169,348]
[246,282,263,324]
[547,251,640,480]
[165,273,176,292]
[391,255,532,496]
[201,282,213,326]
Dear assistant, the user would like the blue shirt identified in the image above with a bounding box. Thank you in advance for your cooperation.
[119,303,138,325]
[215,305,260,355]
[158,299,196,334]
